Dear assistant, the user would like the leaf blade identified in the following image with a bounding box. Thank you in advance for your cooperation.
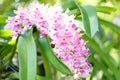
[18,29,36,80]
[95,6,116,14]
[74,1,99,37]
[0,30,12,39]
[83,35,120,79]
[0,15,7,25]
[82,5,99,37]
[99,18,120,35]
[36,75,52,80]
[36,32,71,74]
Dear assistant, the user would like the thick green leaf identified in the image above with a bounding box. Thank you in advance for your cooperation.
[36,32,71,74]
[83,5,99,37]
[74,1,90,37]
[0,15,8,25]
[74,1,99,37]
[0,30,12,39]
[18,29,36,80]
[99,18,120,35]
[95,6,116,14]
[39,49,52,78]
[36,33,52,79]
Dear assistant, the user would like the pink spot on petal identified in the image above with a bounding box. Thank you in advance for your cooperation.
[72,24,76,29]
[80,70,85,74]
[60,42,66,46]
[40,33,46,37]
[74,62,79,67]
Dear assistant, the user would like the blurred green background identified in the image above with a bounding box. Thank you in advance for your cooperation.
[0,0,120,80]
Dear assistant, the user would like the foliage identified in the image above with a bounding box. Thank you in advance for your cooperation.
[0,0,120,80]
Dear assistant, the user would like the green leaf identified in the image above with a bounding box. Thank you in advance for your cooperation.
[8,73,19,78]
[36,32,71,74]
[0,40,15,59]
[0,44,13,58]
[36,33,52,79]
[95,6,116,14]
[38,0,56,5]
[0,30,12,39]
[67,6,116,16]
[90,65,97,80]
[82,5,99,37]
[36,75,52,80]
[89,56,113,79]
[99,18,120,35]
[61,0,76,11]
[0,0,14,15]
[67,8,80,16]
[3,37,19,61]
[0,15,8,25]
[74,1,99,37]
[38,48,52,78]
[83,35,120,80]
[18,29,36,80]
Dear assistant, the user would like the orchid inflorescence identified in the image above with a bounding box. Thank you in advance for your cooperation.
[5,3,91,79]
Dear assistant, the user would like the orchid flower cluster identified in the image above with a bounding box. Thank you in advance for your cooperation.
[5,3,91,79]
